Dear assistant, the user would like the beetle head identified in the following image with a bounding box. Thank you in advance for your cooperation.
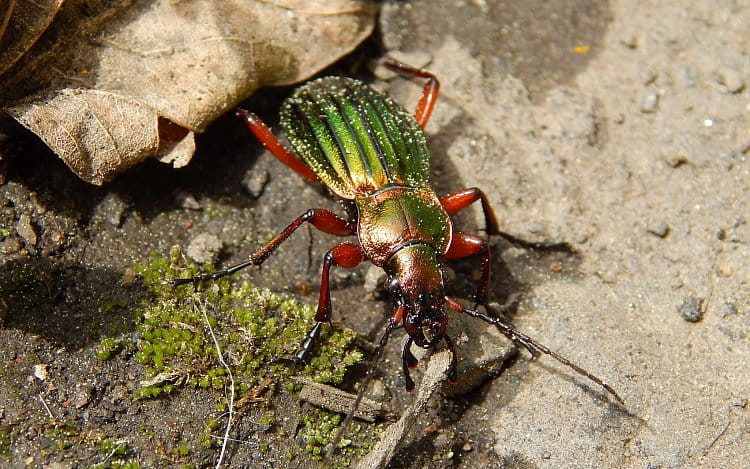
[386,243,447,348]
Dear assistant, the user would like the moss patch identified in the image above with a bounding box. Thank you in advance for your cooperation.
[297,408,381,465]
[131,250,367,459]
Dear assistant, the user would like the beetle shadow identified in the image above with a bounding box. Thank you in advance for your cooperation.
[425,111,583,318]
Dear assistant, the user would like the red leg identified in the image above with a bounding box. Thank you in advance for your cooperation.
[442,232,491,306]
[440,187,500,235]
[236,108,319,182]
[315,243,367,321]
[382,59,440,128]
[172,209,355,285]
[273,242,366,365]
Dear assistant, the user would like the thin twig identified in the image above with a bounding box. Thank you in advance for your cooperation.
[38,393,54,419]
[198,298,236,468]
[702,407,732,456]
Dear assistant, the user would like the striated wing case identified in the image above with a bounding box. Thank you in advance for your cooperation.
[280,77,431,199]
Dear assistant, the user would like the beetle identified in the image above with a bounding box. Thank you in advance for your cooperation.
[172,59,622,405]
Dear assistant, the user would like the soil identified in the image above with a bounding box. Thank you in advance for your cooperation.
[1,0,748,467]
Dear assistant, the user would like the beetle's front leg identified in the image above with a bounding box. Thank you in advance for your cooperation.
[440,187,500,235]
[277,242,367,365]
[442,232,491,308]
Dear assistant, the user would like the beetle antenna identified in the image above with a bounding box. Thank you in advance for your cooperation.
[444,297,624,405]
[323,320,399,462]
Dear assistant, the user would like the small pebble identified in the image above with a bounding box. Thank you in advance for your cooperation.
[16,214,37,246]
[732,398,748,408]
[462,442,473,452]
[715,67,745,94]
[173,189,201,210]
[0,237,22,254]
[646,222,670,238]
[639,92,659,113]
[661,149,689,168]
[243,169,270,198]
[74,383,95,409]
[723,302,738,316]
[92,192,128,227]
[186,233,223,264]
[33,364,49,381]
[541,450,552,459]
[677,295,704,322]
[597,266,619,284]
[642,70,658,86]
[620,34,638,49]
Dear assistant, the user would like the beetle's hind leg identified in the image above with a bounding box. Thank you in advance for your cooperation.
[235,109,320,183]
[381,59,440,129]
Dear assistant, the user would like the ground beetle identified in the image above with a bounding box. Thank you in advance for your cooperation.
[172,59,623,452]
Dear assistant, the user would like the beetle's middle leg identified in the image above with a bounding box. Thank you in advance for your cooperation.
[279,242,366,364]
[171,209,355,285]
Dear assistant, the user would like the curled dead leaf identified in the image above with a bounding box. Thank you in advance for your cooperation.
[0,0,376,184]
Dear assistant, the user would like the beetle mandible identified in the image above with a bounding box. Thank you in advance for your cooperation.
[172,59,623,403]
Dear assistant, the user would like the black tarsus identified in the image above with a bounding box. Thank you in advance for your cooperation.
[457,304,624,404]
[496,231,572,253]
[271,321,324,366]
[443,335,458,383]
[323,320,400,462]
[401,337,417,391]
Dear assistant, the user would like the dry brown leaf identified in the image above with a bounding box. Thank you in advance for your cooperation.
[0,0,64,76]
[0,0,376,184]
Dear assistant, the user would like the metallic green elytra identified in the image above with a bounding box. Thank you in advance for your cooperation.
[280,77,431,199]
[280,77,452,269]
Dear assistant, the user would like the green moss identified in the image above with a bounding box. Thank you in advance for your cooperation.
[0,425,12,457]
[91,439,140,468]
[133,251,361,397]
[96,338,122,360]
[297,408,381,465]
[133,250,368,462]
[171,443,190,456]
[46,422,80,452]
